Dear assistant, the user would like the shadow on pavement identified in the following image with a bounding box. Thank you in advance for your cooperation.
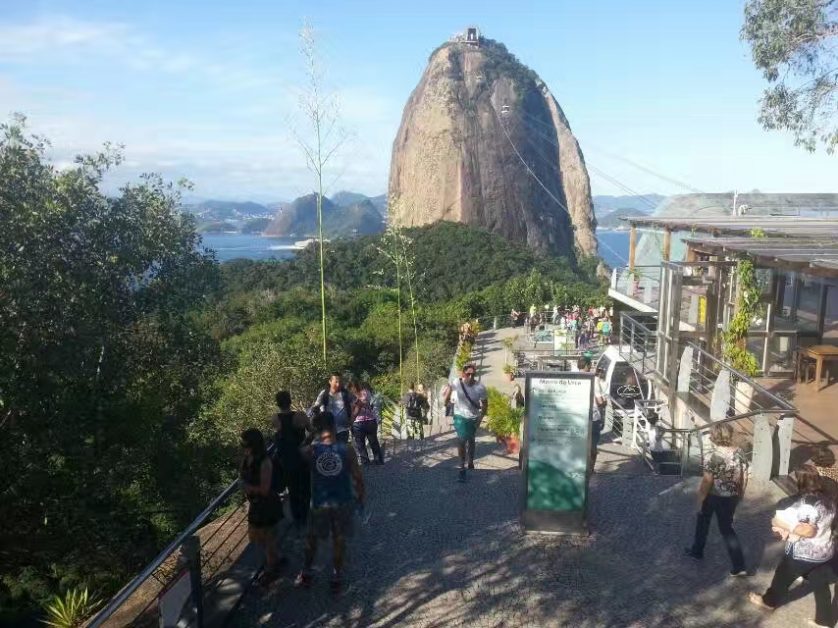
[232,430,813,628]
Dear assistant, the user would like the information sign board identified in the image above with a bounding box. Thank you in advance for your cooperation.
[522,371,594,533]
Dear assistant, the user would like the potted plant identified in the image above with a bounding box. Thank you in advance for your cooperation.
[486,387,524,454]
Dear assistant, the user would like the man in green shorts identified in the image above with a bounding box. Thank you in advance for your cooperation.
[443,363,487,482]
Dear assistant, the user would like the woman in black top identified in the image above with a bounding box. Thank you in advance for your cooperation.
[272,390,311,529]
[240,428,282,583]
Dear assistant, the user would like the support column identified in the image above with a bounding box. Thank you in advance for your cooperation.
[628,224,637,272]
[662,228,672,262]
[751,414,773,484]
[776,414,795,477]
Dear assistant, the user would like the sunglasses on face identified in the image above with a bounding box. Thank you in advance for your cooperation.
[464,371,475,376]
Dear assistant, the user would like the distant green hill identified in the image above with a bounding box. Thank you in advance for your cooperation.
[597,207,650,230]
[183,200,274,221]
[264,193,384,238]
[593,194,663,217]
[198,221,237,233]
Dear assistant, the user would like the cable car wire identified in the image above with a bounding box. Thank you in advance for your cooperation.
[493,105,628,265]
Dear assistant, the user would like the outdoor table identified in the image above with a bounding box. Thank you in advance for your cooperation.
[802,345,838,391]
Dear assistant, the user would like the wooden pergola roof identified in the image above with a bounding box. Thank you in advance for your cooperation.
[624,216,838,238]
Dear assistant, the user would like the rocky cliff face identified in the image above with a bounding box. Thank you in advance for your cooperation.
[388,37,597,258]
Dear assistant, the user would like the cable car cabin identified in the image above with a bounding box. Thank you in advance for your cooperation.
[501,104,510,115]
[466,27,480,46]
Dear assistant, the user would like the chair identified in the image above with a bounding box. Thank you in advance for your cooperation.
[795,349,817,383]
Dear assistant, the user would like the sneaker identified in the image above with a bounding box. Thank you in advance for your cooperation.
[748,592,775,612]
[458,468,467,483]
[729,569,748,577]
[293,572,313,588]
[684,548,703,560]
[467,461,475,470]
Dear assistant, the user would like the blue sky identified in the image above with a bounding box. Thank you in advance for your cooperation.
[1,0,835,203]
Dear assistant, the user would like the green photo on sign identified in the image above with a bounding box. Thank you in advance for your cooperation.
[521,372,594,533]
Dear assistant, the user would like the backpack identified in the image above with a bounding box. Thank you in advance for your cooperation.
[406,392,422,419]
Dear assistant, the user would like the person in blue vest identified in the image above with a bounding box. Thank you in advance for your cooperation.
[294,411,365,592]
[309,372,355,444]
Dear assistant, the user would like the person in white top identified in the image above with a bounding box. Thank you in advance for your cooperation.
[442,363,487,482]
[592,365,607,463]
[750,464,836,626]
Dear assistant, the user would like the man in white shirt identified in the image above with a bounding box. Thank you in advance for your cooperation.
[592,366,608,464]
[443,363,487,482]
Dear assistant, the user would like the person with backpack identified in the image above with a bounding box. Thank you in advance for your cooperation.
[294,412,365,593]
[443,363,488,482]
[240,428,284,585]
[272,390,311,531]
[310,372,354,444]
[349,380,383,465]
[403,383,430,439]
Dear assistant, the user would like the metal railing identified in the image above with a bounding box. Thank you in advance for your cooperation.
[610,265,661,308]
[619,312,658,375]
[88,471,262,627]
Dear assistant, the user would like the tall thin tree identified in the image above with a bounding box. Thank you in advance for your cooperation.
[296,21,346,359]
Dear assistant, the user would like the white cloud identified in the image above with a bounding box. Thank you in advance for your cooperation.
[0,15,130,58]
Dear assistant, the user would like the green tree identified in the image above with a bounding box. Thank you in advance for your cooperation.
[0,117,220,617]
[742,0,838,152]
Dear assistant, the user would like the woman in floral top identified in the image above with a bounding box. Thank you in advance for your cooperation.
[749,464,836,627]
[684,423,748,575]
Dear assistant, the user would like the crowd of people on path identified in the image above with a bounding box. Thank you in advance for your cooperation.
[510,304,613,348]
[684,422,838,627]
[238,371,440,591]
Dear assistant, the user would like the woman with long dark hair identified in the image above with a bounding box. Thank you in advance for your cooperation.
[749,464,836,627]
[240,428,282,584]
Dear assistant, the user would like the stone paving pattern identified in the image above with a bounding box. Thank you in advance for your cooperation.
[233,327,832,627]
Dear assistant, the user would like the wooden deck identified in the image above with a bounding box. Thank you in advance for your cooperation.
[761,375,838,467]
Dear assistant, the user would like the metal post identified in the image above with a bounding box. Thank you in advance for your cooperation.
[183,535,204,627]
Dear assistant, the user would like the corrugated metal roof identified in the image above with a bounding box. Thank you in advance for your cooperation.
[683,235,838,277]
[625,216,838,238]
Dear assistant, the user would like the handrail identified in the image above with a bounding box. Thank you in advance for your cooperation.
[686,342,795,411]
[88,475,243,627]
[668,408,798,436]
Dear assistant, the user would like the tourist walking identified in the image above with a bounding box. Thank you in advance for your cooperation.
[443,363,488,482]
[294,412,365,593]
[590,363,604,464]
[684,423,747,576]
[506,371,524,409]
[403,382,430,439]
[349,380,383,465]
[272,391,311,530]
[749,464,836,626]
[240,428,284,585]
[310,372,354,444]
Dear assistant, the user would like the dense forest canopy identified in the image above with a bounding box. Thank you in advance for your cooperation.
[0,119,606,622]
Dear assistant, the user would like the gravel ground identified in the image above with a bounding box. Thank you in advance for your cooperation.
[232,428,833,628]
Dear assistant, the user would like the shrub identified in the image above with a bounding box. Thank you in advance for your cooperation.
[486,387,523,438]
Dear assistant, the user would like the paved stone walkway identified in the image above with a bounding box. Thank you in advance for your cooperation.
[233,329,831,627]
[234,427,829,628]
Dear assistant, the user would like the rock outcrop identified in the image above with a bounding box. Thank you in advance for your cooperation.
[264,193,384,238]
[388,36,597,258]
